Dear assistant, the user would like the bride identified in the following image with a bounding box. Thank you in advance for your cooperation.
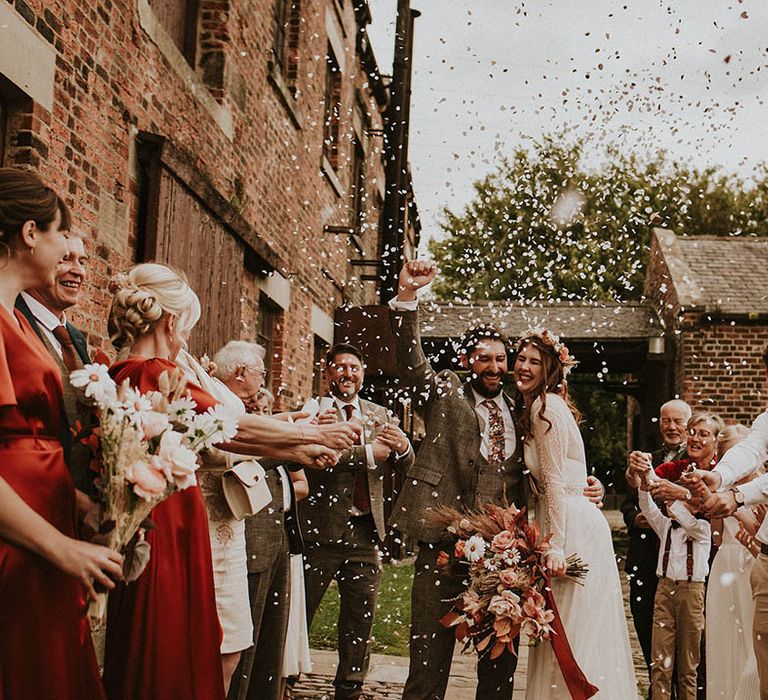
[513,329,637,699]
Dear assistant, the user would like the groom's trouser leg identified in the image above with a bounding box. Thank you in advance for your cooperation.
[403,543,517,700]
[403,543,463,700]
[750,554,768,699]
[651,579,676,699]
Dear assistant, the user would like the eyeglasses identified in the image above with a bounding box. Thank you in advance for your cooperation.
[236,363,268,379]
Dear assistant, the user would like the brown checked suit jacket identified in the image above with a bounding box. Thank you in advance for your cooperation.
[298,398,415,545]
[388,306,527,544]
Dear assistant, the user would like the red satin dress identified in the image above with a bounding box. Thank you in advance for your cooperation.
[102,357,225,700]
[0,307,105,699]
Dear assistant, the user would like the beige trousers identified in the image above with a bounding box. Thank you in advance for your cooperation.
[650,577,706,700]
[751,553,768,700]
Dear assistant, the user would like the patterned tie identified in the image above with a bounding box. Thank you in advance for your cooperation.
[52,325,82,373]
[482,399,506,464]
[344,404,371,513]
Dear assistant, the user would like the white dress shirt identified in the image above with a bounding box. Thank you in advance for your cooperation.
[639,490,711,582]
[712,412,768,544]
[20,292,66,358]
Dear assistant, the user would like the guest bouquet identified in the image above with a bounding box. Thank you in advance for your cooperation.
[432,503,588,659]
[70,363,238,625]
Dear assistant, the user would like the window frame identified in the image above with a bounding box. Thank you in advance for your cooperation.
[322,45,342,171]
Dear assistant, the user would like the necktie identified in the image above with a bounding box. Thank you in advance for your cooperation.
[52,325,82,373]
[343,403,371,513]
[482,399,506,464]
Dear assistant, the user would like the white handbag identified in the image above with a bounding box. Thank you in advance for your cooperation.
[221,460,272,520]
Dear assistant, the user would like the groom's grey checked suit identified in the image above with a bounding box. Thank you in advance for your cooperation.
[388,305,527,700]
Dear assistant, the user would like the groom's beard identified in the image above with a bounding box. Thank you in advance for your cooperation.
[469,371,504,399]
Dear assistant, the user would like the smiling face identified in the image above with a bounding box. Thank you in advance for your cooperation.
[512,343,545,397]
[27,235,87,317]
[462,339,508,399]
[326,352,364,401]
[686,418,718,465]
[659,402,690,449]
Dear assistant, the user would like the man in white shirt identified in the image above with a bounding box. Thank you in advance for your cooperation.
[15,234,92,493]
[298,343,414,700]
[639,490,711,700]
[683,345,768,698]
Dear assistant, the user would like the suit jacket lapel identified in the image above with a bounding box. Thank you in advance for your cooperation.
[67,324,90,365]
[463,382,486,434]
[14,295,47,346]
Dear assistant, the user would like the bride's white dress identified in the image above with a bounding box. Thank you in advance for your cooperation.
[524,394,637,699]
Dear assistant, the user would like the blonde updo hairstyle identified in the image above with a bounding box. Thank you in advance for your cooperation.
[108,263,201,354]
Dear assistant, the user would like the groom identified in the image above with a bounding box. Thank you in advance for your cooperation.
[389,260,601,699]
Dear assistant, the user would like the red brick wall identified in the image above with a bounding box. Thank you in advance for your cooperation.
[677,317,768,425]
[3,0,388,409]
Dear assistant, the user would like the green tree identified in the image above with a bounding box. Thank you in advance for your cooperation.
[429,132,768,488]
[430,132,768,303]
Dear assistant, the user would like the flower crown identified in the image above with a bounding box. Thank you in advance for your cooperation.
[513,327,578,377]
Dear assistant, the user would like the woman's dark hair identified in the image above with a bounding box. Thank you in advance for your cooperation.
[514,336,580,438]
[0,168,71,256]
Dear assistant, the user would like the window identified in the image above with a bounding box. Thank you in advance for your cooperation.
[312,336,329,396]
[149,0,199,66]
[323,46,342,170]
[349,136,367,234]
[272,0,301,93]
[257,294,281,377]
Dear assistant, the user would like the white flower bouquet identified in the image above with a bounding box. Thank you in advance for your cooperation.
[70,363,239,627]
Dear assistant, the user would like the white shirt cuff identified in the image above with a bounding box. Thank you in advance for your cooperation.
[738,480,768,507]
[388,296,418,311]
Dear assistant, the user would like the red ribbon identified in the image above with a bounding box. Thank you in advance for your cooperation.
[542,582,599,700]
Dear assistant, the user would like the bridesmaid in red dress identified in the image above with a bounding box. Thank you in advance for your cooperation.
[0,168,124,699]
[101,264,359,700]
[102,263,227,700]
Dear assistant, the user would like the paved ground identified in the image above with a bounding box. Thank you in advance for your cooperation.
[294,510,647,700]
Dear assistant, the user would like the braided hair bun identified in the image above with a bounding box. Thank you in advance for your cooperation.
[108,263,200,351]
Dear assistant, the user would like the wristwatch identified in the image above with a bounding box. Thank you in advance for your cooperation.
[731,487,746,507]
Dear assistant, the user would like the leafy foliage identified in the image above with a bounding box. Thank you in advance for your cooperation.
[429,131,768,303]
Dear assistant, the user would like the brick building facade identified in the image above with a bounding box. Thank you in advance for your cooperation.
[643,228,768,426]
[0,0,419,407]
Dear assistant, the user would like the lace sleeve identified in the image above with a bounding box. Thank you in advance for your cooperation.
[531,395,571,558]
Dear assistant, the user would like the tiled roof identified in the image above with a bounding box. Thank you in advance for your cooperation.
[417,300,662,341]
[655,229,768,315]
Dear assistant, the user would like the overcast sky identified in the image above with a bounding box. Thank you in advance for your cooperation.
[366,0,768,248]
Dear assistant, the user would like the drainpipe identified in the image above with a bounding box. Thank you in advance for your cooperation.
[380,0,420,303]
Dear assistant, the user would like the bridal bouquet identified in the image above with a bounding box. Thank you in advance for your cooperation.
[70,363,238,625]
[432,503,587,659]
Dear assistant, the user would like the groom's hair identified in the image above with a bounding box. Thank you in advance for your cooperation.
[459,324,509,359]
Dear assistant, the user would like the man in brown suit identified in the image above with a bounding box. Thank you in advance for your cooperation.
[298,343,415,700]
[390,260,603,700]
[16,234,93,496]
